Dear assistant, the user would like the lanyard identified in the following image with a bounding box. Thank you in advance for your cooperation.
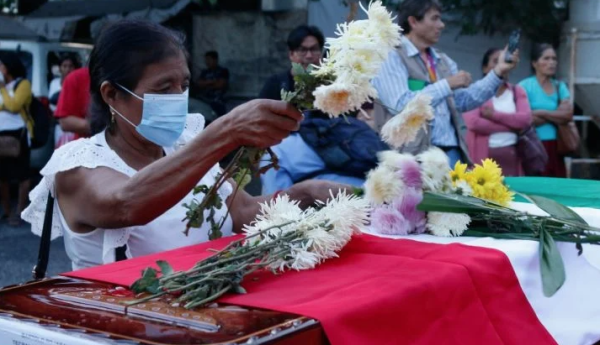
[423,52,437,82]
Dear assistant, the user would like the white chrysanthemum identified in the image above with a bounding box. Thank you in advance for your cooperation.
[377,150,416,171]
[242,195,306,245]
[287,240,321,270]
[313,81,377,117]
[310,1,401,117]
[250,192,369,272]
[426,212,471,237]
[301,191,370,258]
[333,51,382,83]
[319,190,370,235]
[313,83,354,117]
[453,180,473,196]
[361,0,402,50]
[381,94,434,149]
[417,147,452,192]
[364,166,405,205]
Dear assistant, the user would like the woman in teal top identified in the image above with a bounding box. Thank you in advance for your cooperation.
[518,43,574,177]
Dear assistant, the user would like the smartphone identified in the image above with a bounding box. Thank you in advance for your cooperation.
[505,29,521,63]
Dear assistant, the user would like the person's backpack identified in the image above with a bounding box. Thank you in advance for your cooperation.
[298,112,390,178]
[15,79,51,149]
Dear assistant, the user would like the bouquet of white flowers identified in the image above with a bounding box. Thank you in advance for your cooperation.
[130,192,370,309]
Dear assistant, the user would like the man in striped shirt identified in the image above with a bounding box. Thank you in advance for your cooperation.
[372,0,519,167]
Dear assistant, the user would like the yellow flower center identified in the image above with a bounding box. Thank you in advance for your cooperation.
[332,90,350,104]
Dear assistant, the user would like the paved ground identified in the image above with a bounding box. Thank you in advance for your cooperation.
[0,217,71,288]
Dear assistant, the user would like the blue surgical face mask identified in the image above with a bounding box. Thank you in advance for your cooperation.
[109,84,188,147]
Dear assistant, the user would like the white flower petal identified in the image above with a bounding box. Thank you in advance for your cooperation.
[426,212,471,237]
[364,166,405,205]
[381,94,434,149]
[417,147,452,192]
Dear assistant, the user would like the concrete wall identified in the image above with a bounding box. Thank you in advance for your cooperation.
[191,2,535,100]
[192,10,307,98]
[436,26,532,84]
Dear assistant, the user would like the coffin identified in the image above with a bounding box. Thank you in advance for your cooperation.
[0,277,328,345]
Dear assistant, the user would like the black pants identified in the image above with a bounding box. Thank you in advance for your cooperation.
[0,129,30,182]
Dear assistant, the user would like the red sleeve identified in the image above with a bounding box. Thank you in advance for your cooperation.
[54,68,88,119]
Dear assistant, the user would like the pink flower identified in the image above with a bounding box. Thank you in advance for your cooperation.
[397,158,422,189]
[413,215,428,234]
[371,205,411,236]
[394,188,427,234]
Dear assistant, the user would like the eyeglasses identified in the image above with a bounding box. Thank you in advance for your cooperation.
[295,46,322,56]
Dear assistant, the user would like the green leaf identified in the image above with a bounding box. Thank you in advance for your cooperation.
[156,260,174,277]
[233,168,252,189]
[291,62,307,76]
[418,192,499,214]
[539,228,566,297]
[146,280,161,294]
[462,230,537,240]
[131,267,158,293]
[232,284,247,294]
[352,187,364,197]
[524,194,588,225]
[281,89,298,102]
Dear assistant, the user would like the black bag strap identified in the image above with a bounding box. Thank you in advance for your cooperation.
[32,192,54,280]
[32,192,128,280]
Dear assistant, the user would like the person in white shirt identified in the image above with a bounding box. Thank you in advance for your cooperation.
[463,48,533,176]
[49,54,79,147]
[22,20,348,270]
[48,54,79,112]
[0,51,33,226]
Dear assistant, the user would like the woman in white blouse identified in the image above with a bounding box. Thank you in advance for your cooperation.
[23,20,344,270]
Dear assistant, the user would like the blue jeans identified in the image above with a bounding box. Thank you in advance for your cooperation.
[445,148,462,168]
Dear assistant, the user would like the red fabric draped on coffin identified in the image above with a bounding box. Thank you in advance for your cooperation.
[64,234,557,345]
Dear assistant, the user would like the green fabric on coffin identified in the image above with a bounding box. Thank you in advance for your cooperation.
[505,177,600,208]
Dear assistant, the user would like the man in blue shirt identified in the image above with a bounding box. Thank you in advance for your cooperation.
[372,0,519,167]
[259,25,366,194]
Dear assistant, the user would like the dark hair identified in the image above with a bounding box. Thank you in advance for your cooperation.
[531,43,555,63]
[398,0,442,34]
[0,51,26,79]
[481,48,501,75]
[287,25,324,51]
[205,51,218,60]
[59,53,81,69]
[88,20,187,135]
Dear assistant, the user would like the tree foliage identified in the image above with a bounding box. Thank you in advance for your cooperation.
[441,0,568,46]
[338,0,568,46]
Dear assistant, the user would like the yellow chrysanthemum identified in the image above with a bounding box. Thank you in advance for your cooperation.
[450,161,468,185]
[481,159,503,179]
[465,159,514,206]
[491,185,515,206]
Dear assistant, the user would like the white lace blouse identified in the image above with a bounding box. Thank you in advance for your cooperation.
[22,113,234,270]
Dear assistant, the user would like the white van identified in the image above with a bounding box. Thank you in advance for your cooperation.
[0,40,92,98]
[0,40,92,169]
